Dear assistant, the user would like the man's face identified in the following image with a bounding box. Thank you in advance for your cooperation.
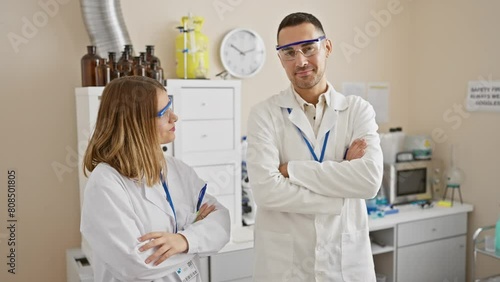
[277,23,332,91]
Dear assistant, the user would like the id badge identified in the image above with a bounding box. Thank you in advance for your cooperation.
[175,260,199,282]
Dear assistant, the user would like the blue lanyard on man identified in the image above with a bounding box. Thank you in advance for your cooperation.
[160,174,177,233]
[287,108,330,163]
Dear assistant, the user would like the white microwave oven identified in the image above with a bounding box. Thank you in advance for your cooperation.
[382,160,442,205]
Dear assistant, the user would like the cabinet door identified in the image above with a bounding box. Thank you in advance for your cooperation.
[397,235,466,282]
[210,248,254,282]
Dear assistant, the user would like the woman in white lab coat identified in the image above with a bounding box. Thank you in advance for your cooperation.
[80,76,230,282]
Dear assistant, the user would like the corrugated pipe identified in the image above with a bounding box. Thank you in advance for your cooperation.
[80,0,132,57]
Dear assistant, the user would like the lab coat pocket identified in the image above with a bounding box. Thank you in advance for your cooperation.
[341,228,376,282]
[254,230,294,281]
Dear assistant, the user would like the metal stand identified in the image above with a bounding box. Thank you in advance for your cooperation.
[472,225,500,282]
[441,184,463,206]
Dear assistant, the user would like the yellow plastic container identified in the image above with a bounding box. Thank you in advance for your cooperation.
[175,16,209,79]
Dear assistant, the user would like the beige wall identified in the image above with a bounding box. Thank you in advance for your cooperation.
[408,0,500,279]
[0,0,497,281]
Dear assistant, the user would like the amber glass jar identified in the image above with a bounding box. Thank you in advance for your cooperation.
[110,62,121,81]
[139,52,147,66]
[108,52,116,64]
[124,44,134,59]
[118,51,132,76]
[147,62,163,83]
[81,46,102,86]
[133,56,146,76]
[146,45,161,66]
[96,58,110,86]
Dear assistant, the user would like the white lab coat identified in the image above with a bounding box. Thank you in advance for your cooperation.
[81,156,230,282]
[247,84,383,282]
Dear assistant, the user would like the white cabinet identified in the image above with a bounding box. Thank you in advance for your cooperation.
[396,213,467,282]
[166,79,242,227]
[369,204,473,282]
[210,248,254,282]
[397,235,466,282]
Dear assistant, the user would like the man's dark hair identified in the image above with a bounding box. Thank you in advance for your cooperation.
[277,12,325,42]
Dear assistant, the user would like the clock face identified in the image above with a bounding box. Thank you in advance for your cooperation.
[220,28,266,78]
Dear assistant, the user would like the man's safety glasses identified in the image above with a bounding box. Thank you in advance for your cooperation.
[157,99,173,122]
[276,36,326,61]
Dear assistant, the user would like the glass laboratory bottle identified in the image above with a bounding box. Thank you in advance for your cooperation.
[175,16,208,78]
[108,52,116,78]
[124,44,134,57]
[81,45,102,87]
[132,56,146,76]
[118,51,132,77]
[96,58,110,86]
[146,61,163,83]
[139,52,147,66]
[110,62,121,81]
[108,52,116,65]
[146,45,161,66]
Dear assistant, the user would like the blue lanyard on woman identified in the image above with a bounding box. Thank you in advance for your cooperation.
[287,108,330,163]
[160,174,177,233]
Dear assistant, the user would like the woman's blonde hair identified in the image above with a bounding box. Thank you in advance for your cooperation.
[83,76,166,186]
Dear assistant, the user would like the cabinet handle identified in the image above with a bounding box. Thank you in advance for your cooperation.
[201,102,206,106]
[201,134,208,138]
[432,228,437,232]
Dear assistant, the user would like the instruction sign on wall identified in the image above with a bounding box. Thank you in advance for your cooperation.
[466,81,500,112]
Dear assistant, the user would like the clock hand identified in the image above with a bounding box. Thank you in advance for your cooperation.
[242,48,255,54]
[230,44,245,56]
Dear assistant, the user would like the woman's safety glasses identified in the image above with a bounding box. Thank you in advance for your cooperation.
[276,36,326,61]
[157,99,173,123]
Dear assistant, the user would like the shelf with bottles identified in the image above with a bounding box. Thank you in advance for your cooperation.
[80,44,164,87]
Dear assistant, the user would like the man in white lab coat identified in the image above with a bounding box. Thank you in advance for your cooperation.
[247,12,384,281]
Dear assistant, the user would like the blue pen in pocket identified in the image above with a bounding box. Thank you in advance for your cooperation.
[196,184,207,212]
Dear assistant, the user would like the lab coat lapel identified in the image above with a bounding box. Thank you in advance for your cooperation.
[275,86,316,144]
[287,106,316,145]
[316,106,337,143]
[327,88,350,159]
[144,183,173,217]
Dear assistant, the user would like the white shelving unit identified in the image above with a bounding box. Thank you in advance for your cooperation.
[166,79,242,228]
[369,203,473,282]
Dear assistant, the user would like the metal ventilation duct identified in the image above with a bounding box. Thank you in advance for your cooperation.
[80,0,132,57]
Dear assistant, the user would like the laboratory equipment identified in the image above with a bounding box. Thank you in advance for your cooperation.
[442,144,465,205]
[175,14,209,79]
[81,45,101,86]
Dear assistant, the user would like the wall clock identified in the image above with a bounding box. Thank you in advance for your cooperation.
[220,28,266,78]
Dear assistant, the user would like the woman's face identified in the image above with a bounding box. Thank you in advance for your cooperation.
[156,89,177,144]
